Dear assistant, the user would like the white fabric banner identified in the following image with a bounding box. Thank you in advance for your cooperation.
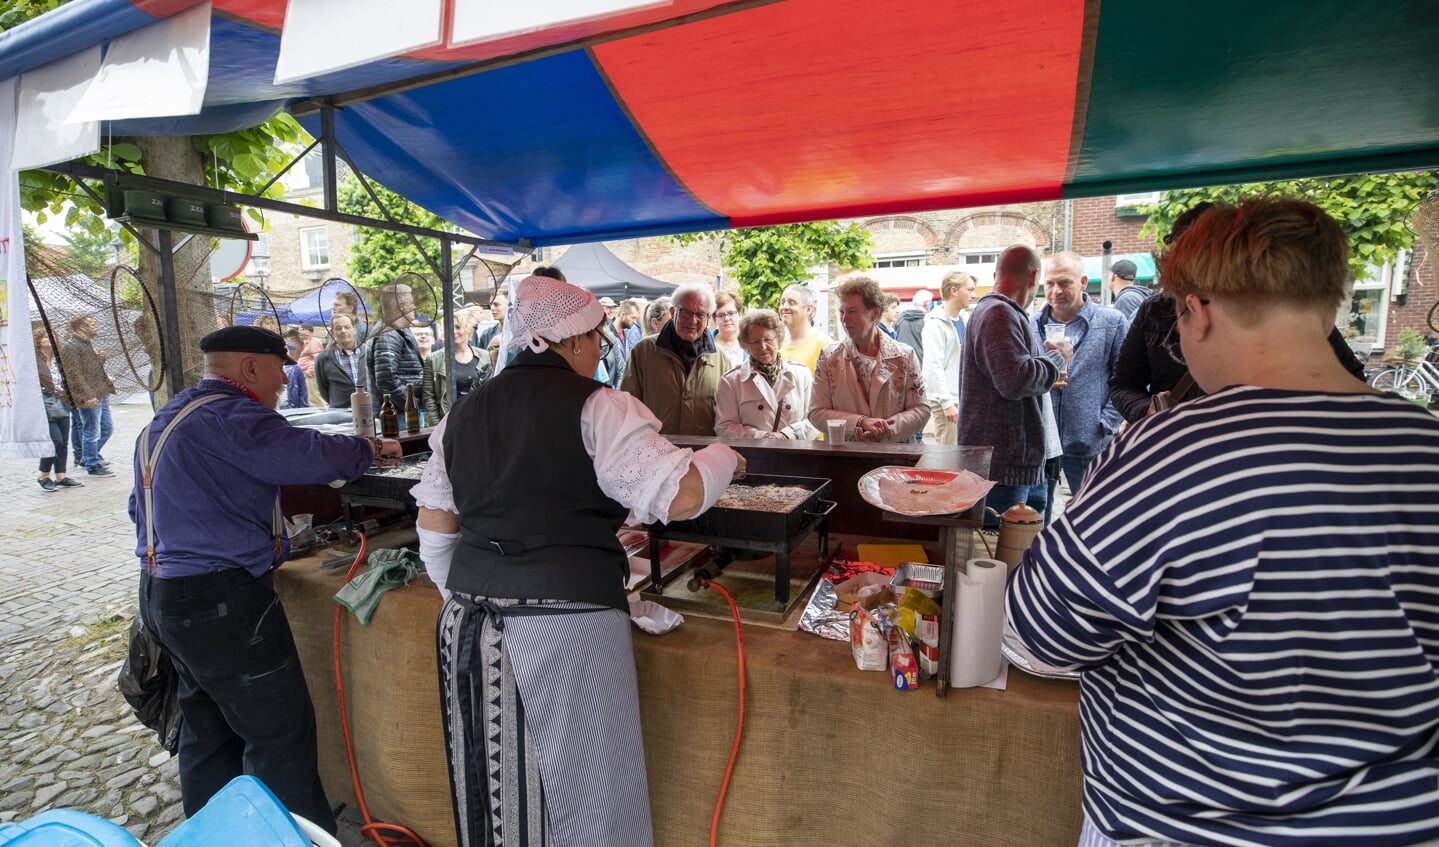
[0,78,55,460]
[11,46,101,172]
[69,1,211,122]
[274,0,443,84]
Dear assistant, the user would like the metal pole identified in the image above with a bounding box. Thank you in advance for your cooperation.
[441,234,457,411]
[156,229,187,392]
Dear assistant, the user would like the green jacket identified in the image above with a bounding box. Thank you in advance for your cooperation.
[620,338,731,436]
[421,346,490,423]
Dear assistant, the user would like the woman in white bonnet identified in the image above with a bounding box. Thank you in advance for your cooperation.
[410,274,744,847]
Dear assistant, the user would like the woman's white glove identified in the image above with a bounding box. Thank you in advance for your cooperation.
[417,526,460,604]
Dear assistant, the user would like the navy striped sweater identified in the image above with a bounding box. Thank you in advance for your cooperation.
[1008,386,1439,846]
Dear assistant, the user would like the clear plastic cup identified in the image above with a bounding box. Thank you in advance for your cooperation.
[826,419,846,445]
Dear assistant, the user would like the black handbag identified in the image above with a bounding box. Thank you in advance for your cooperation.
[116,614,182,755]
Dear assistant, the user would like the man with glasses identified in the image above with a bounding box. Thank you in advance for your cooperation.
[621,285,732,434]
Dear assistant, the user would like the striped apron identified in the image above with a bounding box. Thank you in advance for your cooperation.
[438,593,654,847]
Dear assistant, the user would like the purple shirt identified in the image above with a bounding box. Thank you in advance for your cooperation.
[130,380,374,578]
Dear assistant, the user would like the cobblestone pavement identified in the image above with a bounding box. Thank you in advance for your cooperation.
[0,399,373,845]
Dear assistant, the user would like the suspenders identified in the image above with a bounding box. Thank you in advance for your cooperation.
[141,395,284,574]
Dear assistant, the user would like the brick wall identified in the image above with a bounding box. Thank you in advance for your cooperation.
[1383,240,1436,349]
[1067,196,1158,256]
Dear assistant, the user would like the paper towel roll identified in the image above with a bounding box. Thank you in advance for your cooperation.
[949,557,1007,687]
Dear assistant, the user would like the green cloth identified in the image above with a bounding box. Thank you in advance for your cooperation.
[333,548,424,625]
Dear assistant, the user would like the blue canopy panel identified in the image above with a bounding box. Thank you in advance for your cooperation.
[297,50,727,247]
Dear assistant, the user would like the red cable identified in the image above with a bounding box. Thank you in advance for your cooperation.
[703,580,746,847]
[332,532,428,847]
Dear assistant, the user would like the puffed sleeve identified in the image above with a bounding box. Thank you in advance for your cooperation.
[581,387,698,525]
[409,417,456,513]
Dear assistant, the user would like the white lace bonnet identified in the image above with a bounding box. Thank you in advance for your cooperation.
[504,274,605,355]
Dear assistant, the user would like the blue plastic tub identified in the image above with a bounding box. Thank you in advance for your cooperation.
[156,776,310,847]
[0,809,144,847]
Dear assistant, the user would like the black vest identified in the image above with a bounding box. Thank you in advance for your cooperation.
[442,348,630,609]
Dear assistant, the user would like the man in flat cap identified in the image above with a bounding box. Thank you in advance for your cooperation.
[129,325,401,834]
[1108,259,1149,322]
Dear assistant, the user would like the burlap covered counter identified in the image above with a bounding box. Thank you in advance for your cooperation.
[277,552,1084,847]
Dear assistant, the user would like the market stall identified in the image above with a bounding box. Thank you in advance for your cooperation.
[277,536,1083,847]
[272,435,1081,847]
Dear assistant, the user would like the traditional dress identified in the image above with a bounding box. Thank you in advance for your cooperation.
[412,346,735,847]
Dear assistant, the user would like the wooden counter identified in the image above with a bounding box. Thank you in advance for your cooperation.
[276,531,1082,847]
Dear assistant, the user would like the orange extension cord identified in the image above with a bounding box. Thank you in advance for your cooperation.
[332,532,429,847]
[699,578,747,847]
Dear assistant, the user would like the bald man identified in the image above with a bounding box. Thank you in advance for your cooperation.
[130,325,400,834]
[959,246,1072,525]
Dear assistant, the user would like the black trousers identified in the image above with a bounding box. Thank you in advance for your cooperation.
[39,417,69,474]
[139,568,337,834]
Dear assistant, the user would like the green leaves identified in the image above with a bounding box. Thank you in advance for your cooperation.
[336,173,459,291]
[668,221,873,310]
[1140,170,1439,281]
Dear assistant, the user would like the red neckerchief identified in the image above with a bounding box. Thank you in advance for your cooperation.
[203,374,262,404]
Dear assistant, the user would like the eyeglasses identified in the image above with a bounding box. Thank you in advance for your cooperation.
[675,306,708,322]
[595,327,614,359]
[713,310,739,321]
[1161,295,1211,366]
[746,334,779,348]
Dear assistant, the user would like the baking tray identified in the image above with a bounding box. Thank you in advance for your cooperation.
[650,473,833,543]
[338,451,431,507]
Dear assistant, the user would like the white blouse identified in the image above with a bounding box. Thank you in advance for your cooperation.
[411,386,697,525]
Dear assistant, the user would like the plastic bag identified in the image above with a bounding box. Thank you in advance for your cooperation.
[116,615,181,755]
[849,603,888,671]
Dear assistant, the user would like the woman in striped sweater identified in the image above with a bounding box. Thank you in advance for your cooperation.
[1008,198,1439,847]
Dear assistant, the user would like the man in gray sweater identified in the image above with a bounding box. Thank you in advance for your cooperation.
[959,246,1072,525]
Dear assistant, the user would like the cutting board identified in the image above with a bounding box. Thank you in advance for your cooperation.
[855,543,929,569]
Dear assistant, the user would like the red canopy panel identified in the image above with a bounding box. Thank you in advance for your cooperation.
[593,0,1084,227]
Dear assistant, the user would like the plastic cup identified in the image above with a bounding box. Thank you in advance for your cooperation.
[1044,323,1066,343]
[826,419,846,445]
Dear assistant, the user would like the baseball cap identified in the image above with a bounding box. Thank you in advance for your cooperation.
[1110,259,1137,281]
[598,296,618,307]
[200,325,297,365]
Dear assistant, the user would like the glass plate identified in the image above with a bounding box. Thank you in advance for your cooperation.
[1001,622,1082,681]
[856,466,995,517]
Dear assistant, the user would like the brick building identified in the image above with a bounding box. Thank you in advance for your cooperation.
[244,186,1436,354]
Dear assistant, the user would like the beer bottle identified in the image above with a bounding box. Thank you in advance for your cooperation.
[404,384,421,433]
[379,395,400,438]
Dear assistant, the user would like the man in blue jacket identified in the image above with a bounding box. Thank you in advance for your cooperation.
[1033,252,1127,494]
[131,325,401,833]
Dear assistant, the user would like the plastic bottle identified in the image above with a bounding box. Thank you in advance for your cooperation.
[379,395,400,438]
[351,385,374,438]
[404,384,421,433]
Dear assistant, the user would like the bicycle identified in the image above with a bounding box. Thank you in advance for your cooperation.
[1368,343,1439,400]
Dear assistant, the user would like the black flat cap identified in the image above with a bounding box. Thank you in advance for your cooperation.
[1110,259,1137,281]
[200,325,297,365]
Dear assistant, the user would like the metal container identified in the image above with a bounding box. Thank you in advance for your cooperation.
[652,473,833,543]
[889,562,944,603]
[338,451,431,509]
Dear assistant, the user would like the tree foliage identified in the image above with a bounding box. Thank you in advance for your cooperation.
[1140,171,1439,281]
[336,174,458,290]
[670,221,874,310]
[61,226,116,280]
[3,0,307,245]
